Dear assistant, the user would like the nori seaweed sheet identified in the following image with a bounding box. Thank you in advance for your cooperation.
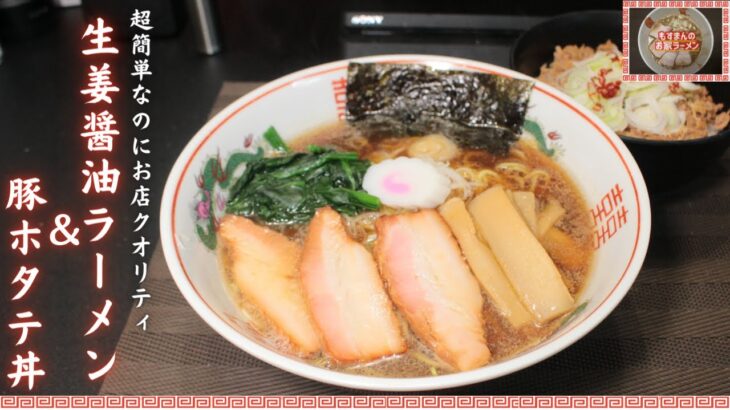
[345,62,534,156]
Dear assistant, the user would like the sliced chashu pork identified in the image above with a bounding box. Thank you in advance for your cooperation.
[374,210,491,371]
[300,207,406,362]
[218,215,320,355]
[659,51,678,68]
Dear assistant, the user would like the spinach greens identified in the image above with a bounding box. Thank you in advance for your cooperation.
[226,144,380,225]
[262,126,290,153]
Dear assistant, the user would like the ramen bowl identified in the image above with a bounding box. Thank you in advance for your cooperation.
[160,54,651,391]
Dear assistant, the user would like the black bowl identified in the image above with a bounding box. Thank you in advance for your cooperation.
[511,10,730,192]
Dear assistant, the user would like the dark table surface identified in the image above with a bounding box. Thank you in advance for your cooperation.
[1,4,728,396]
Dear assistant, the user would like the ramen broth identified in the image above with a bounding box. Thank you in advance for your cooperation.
[219,122,594,377]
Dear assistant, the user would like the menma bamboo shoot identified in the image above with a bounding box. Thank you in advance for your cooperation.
[439,197,534,328]
[512,191,537,234]
[468,186,574,323]
[537,198,566,238]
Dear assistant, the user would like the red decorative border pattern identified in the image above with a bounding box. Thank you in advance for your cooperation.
[1,396,729,408]
[622,1,730,82]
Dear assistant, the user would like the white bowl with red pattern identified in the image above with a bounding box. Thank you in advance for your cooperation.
[160,55,651,391]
